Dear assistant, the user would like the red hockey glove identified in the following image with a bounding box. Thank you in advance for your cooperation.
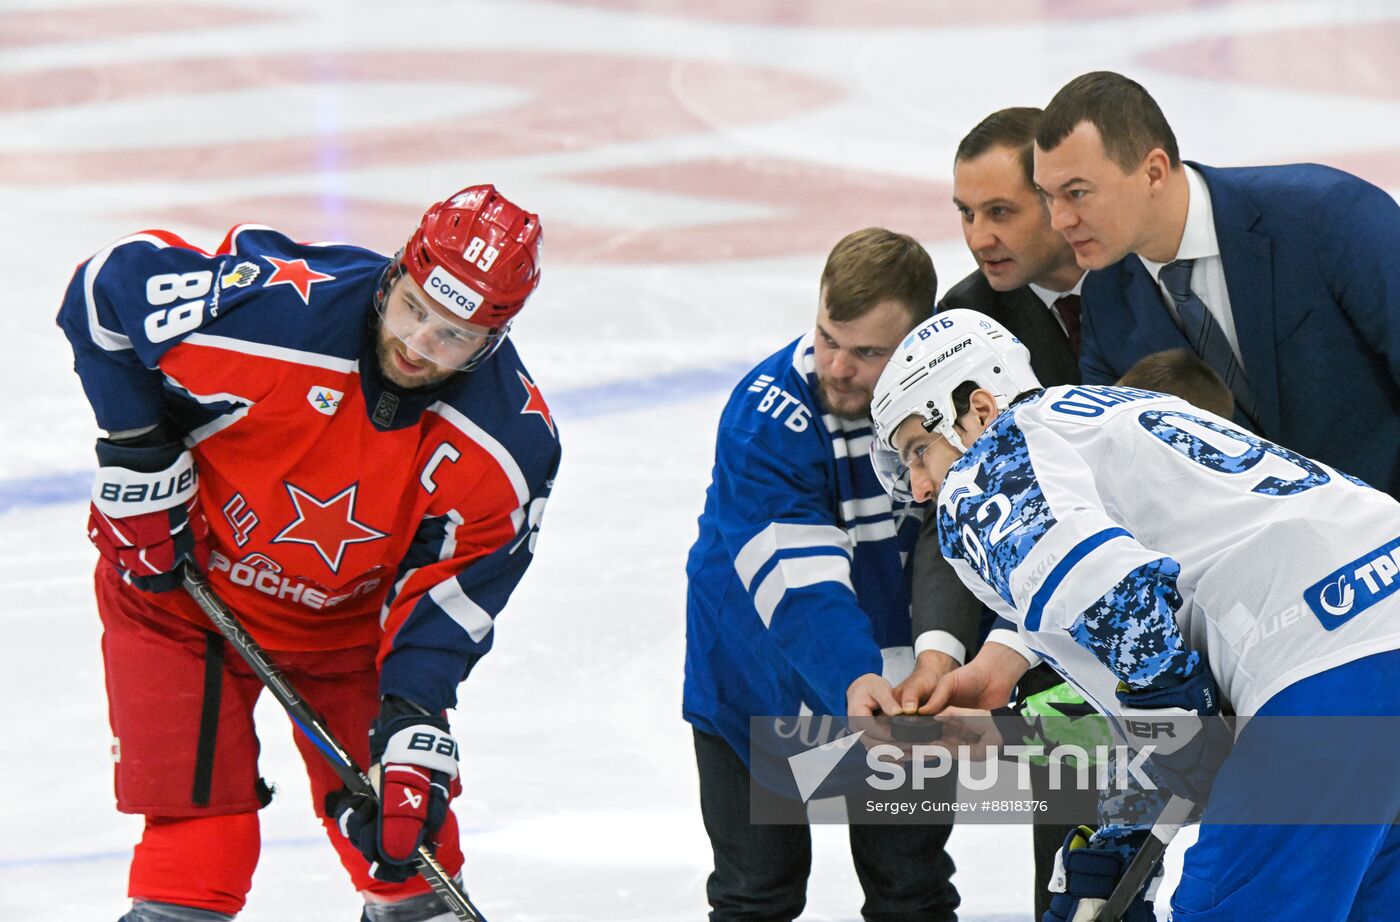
[88,433,208,592]
[327,697,461,883]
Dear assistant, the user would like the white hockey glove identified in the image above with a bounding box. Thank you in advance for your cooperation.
[1116,659,1232,804]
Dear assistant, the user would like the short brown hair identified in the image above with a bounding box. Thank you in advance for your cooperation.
[1037,71,1180,172]
[820,228,937,323]
[1117,348,1233,418]
[955,107,1043,187]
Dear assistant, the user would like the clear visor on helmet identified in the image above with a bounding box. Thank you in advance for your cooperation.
[870,438,915,503]
[376,263,509,372]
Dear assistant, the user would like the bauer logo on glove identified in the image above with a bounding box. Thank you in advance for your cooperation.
[406,730,459,759]
[87,430,209,593]
[327,696,463,883]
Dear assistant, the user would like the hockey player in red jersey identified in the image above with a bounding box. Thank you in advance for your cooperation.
[58,186,561,921]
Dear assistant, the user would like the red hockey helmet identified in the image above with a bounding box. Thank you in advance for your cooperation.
[401,184,543,328]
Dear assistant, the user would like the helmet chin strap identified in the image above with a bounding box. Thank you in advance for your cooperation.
[920,413,969,458]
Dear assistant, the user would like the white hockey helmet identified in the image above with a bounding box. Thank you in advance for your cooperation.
[869,309,1041,499]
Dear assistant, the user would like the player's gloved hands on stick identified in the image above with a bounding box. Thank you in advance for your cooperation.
[1116,659,1231,805]
[1044,824,1158,922]
[327,696,461,882]
[87,429,208,592]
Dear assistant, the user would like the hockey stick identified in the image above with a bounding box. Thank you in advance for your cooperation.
[1093,793,1195,922]
[180,566,487,922]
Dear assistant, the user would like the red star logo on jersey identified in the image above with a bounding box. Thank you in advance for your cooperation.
[271,482,387,573]
[263,257,335,304]
[518,371,555,436]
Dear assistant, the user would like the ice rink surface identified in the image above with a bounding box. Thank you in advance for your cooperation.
[2,0,1398,918]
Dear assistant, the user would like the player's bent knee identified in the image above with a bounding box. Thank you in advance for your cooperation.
[129,813,260,916]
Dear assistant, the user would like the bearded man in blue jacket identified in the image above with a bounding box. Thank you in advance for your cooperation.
[684,228,959,922]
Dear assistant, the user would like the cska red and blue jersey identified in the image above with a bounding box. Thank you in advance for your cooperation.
[57,225,561,712]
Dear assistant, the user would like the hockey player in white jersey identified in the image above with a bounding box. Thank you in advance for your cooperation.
[863,309,1400,921]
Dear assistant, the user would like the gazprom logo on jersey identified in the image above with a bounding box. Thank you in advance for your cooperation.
[1304,535,1400,630]
[425,266,485,320]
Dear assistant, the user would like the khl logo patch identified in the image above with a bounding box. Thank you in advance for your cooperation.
[220,261,260,290]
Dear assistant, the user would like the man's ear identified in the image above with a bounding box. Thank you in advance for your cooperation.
[971,388,1001,426]
[1143,147,1173,192]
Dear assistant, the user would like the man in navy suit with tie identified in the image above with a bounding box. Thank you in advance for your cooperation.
[1032,71,1400,498]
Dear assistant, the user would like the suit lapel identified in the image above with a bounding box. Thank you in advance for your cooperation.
[1125,255,1192,353]
[1001,285,1061,344]
[1196,164,1282,438]
[1000,286,1080,385]
[942,271,1081,385]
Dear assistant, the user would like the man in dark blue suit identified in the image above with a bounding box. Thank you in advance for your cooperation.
[1033,71,1400,497]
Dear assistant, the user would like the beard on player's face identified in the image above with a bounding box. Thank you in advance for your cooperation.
[811,297,916,423]
[374,315,458,389]
[817,376,874,421]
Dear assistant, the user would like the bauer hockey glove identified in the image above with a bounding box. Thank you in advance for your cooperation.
[327,697,461,883]
[1044,824,1158,922]
[1116,660,1232,805]
[87,430,208,592]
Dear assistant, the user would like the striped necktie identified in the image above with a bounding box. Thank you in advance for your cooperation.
[1158,259,1258,424]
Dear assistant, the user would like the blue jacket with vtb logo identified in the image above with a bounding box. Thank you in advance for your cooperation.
[683,332,923,764]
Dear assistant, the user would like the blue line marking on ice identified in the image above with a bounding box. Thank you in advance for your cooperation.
[550,361,748,421]
[0,360,751,515]
[0,468,94,515]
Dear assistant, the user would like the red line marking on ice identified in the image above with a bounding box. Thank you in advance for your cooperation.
[0,2,288,49]
[568,0,1275,28]
[0,51,842,183]
[1139,22,1400,102]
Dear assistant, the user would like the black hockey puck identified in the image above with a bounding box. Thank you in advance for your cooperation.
[890,714,943,743]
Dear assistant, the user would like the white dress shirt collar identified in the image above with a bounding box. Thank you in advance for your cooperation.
[1027,271,1086,311]
[1139,164,1219,281]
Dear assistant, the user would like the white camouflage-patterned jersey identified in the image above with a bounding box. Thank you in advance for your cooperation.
[937,384,1400,718]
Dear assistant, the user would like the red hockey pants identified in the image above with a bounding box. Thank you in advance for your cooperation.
[96,564,464,914]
